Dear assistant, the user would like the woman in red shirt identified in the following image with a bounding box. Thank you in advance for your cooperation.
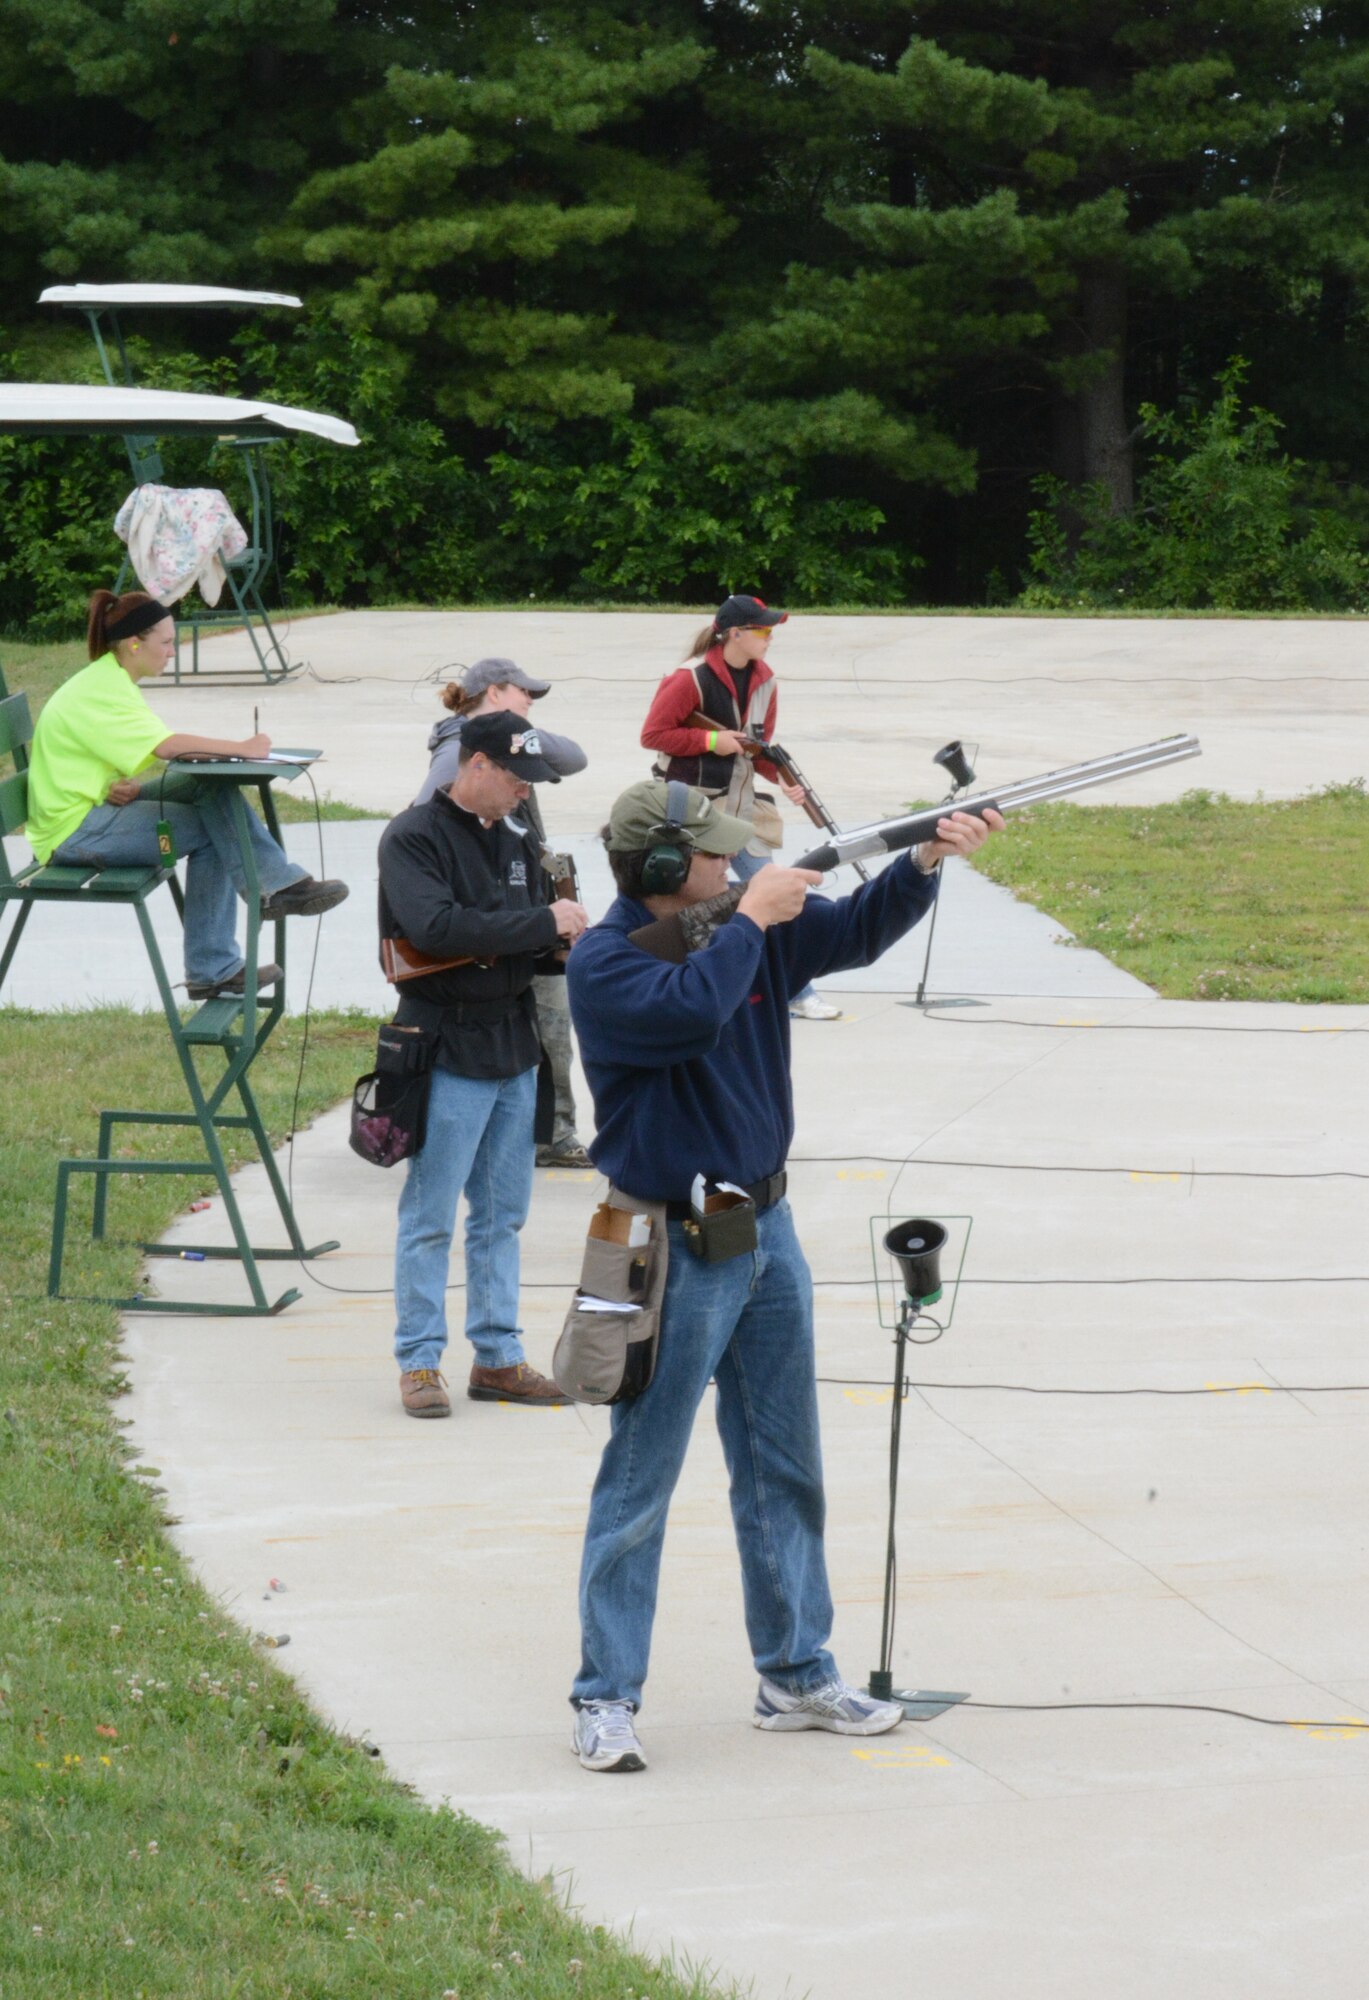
[640,593,839,1019]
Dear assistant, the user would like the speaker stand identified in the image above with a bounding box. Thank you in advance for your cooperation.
[866,1298,969,1721]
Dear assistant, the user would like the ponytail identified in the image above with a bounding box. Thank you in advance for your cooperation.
[87,587,159,661]
[440,680,501,717]
[683,620,717,662]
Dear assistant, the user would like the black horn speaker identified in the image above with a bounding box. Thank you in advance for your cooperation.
[882,1218,947,1305]
[933,740,976,791]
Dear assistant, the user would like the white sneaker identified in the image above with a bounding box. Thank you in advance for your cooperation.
[789,993,842,1021]
[753,1675,904,1735]
[572,1699,647,1773]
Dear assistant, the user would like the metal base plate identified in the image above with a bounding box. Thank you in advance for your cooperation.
[889,1688,970,1721]
[900,997,989,1010]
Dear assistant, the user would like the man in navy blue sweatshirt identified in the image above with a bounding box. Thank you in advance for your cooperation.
[563,778,1003,1773]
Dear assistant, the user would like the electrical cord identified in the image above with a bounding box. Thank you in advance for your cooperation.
[281,764,339,1289]
[826,672,1369,687]
[301,658,469,701]
[915,1007,1369,1035]
[817,1374,1369,1396]
[953,1699,1369,1729]
[813,1273,1369,1286]
[790,1152,1367,1182]
[277,663,1369,691]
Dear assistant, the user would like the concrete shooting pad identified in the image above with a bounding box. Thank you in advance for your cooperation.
[9,610,1368,1999]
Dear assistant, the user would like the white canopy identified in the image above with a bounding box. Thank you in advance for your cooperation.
[40,284,303,311]
[0,383,358,447]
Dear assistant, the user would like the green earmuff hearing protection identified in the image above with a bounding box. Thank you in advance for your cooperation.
[640,780,695,896]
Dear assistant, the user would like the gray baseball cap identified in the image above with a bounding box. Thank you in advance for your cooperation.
[460,656,550,699]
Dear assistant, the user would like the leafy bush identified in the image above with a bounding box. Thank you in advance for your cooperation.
[0,314,914,632]
[1020,361,1369,612]
[483,417,914,604]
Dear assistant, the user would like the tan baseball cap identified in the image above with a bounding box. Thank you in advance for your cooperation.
[607,780,753,856]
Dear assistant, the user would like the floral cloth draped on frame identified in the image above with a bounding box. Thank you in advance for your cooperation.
[113,485,249,607]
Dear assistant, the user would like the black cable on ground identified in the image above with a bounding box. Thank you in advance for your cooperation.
[954,1699,1369,1730]
[916,1008,1369,1035]
[282,764,348,1293]
[790,1152,1367,1182]
[816,1375,1369,1397]
[812,1273,1369,1286]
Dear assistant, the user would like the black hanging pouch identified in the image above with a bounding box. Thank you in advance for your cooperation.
[348,1022,439,1168]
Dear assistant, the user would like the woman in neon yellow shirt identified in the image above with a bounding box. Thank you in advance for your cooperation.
[27,590,348,999]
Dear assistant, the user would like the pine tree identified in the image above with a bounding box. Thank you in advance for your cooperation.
[0,0,373,289]
[683,1,1365,587]
[275,7,727,431]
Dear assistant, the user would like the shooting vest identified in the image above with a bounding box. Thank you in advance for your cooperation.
[652,649,779,851]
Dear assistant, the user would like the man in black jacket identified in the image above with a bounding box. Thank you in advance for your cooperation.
[378,709,589,1417]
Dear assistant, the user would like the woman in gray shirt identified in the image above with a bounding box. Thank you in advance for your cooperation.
[416,657,591,1168]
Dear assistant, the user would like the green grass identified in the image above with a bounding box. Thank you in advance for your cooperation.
[0,1006,729,2000]
[270,791,384,822]
[1,633,89,714]
[970,783,1369,1002]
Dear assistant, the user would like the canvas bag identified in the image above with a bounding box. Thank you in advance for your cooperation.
[552,1188,668,1405]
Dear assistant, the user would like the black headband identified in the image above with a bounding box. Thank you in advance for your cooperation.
[107,599,173,643]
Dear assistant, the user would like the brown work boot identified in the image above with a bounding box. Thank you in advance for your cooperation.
[468,1361,569,1406]
[399,1368,451,1418]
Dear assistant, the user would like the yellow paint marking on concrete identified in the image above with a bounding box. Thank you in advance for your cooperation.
[837,1169,887,1182]
[851,1745,952,1769]
[1129,1171,1182,1183]
[1298,1025,1343,1036]
[263,1536,324,1545]
[1204,1380,1273,1396]
[843,1387,895,1406]
[1292,1716,1368,1740]
[1055,1017,1098,1027]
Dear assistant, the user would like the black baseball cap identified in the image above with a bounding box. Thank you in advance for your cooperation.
[714,594,788,634]
[461,708,561,782]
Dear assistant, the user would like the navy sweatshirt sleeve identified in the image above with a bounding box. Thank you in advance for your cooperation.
[775,851,938,997]
[566,855,936,1200]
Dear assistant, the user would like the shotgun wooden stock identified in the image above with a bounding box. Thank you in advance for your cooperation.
[381,850,580,983]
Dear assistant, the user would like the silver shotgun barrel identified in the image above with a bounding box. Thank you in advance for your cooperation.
[794,733,1203,871]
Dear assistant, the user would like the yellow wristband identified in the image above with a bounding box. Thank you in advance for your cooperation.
[707,729,719,751]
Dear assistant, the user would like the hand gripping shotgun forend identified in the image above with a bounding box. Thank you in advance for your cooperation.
[627,733,1202,964]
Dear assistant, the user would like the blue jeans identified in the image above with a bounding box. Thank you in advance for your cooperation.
[52,790,305,988]
[573,1198,838,1708]
[731,846,818,1006]
[393,1063,538,1374]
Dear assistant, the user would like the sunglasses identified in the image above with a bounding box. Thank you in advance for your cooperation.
[741,625,775,636]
